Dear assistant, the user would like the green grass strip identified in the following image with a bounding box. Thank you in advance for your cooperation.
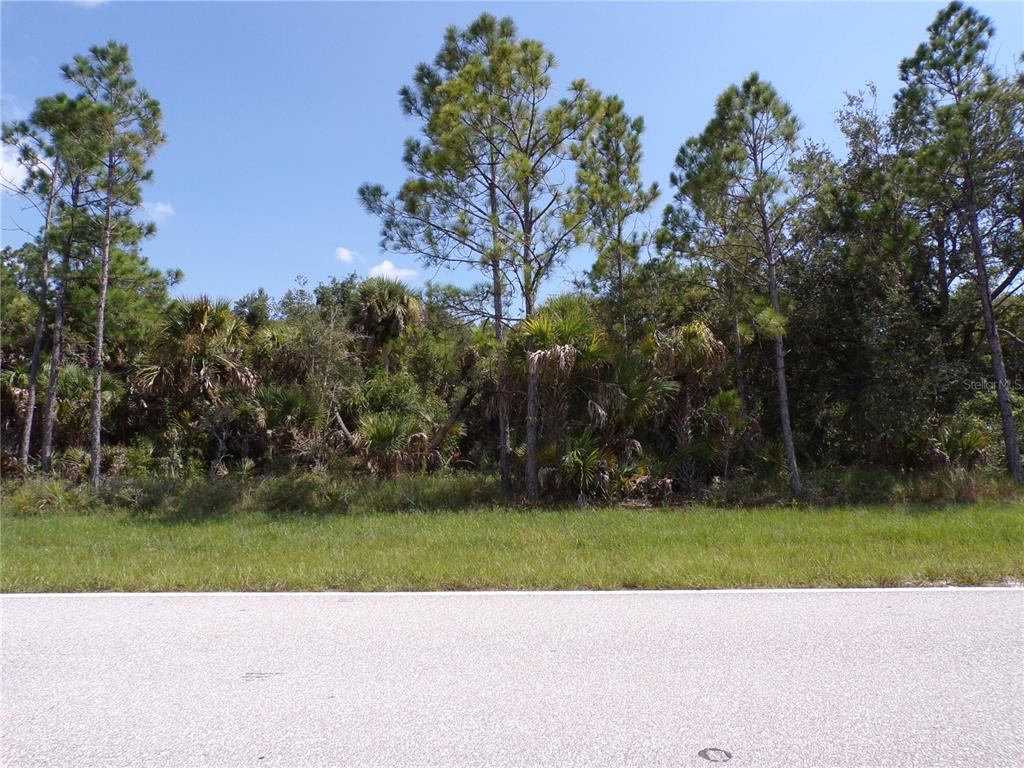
[3,503,1022,591]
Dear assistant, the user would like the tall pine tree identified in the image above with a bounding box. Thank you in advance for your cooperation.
[896,2,1024,483]
[62,42,163,488]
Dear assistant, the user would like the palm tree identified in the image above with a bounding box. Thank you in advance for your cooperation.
[517,295,611,499]
[137,296,257,405]
[589,346,680,460]
[354,411,419,477]
[349,278,421,373]
[655,320,726,444]
[137,297,259,475]
[705,388,749,480]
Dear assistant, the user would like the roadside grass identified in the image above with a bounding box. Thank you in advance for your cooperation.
[1,472,508,519]
[2,491,1021,591]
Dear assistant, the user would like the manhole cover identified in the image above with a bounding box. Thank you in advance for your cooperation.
[698,747,732,762]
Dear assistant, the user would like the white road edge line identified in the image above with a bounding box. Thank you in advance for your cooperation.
[3,586,1022,597]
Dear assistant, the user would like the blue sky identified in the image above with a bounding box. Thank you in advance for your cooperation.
[2,1,1022,303]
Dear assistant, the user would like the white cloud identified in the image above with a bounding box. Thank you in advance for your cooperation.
[64,0,110,6]
[143,201,175,221]
[335,246,357,264]
[369,260,417,280]
[0,143,28,190]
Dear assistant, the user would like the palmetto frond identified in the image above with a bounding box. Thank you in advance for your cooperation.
[136,295,257,403]
[655,320,725,376]
[519,296,610,378]
[353,410,421,475]
[350,278,421,343]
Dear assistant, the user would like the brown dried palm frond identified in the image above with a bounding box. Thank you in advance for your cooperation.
[529,344,577,381]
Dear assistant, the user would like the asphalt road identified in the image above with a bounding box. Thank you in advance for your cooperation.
[2,589,1022,767]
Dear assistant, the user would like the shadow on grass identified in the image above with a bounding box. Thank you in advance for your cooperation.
[119,472,515,525]
[4,467,1020,527]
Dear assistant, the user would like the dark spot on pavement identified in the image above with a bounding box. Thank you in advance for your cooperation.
[698,747,732,762]
[243,671,282,680]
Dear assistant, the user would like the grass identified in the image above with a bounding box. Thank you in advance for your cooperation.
[2,480,1022,591]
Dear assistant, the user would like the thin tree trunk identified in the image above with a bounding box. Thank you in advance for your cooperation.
[768,258,802,495]
[966,195,1022,483]
[89,162,115,489]
[19,165,61,467]
[493,285,512,490]
[616,224,627,342]
[428,386,476,454]
[523,281,535,318]
[525,351,540,502]
[753,140,801,495]
[332,410,354,444]
[936,218,957,356]
[936,222,950,316]
[733,312,747,417]
[41,177,81,472]
[489,174,512,492]
[521,213,539,501]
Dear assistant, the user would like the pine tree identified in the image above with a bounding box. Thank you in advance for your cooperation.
[436,34,600,500]
[2,98,67,466]
[362,15,601,499]
[62,42,163,488]
[662,73,815,495]
[29,95,105,472]
[360,14,519,490]
[573,96,659,344]
[896,2,1024,483]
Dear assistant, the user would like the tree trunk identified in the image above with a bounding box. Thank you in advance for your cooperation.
[966,197,1022,483]
[489,175,512,492]
[332,410,354,444]
[19,166,61,467]
[523,283,535,318]
[521,214,539,501]
[936,218,957,356]
[733,312,748,417]
[936,222,950,316]
[525,351,540,502]
[40,177,81,472]
[428,386,476,454]
[616,224,627,342]
[768,259,802,496]
[89,162,115,489]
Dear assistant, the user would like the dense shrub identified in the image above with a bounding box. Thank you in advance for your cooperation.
[3,478,99,516]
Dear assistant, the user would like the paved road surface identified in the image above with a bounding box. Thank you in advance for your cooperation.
[2,589,1022,767]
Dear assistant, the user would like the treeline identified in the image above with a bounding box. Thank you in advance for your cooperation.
[2,3,1022,502]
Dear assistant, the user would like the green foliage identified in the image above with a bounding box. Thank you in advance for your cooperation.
[256,384,323,432]
[349,277,422,372]
[574,96,660,342]
[254,473,343,515]
[138,295,255,403]
[934,418,989,469]
[3,477,100,516]
[559,427,614,500]
[347,369,440,425]
[233,288,274,328]
[354,411,421,476]
[3,6,1022,504]
[512,295,610,372]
